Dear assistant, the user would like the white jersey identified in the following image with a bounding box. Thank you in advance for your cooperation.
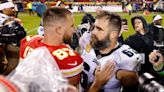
[80,43,143,92]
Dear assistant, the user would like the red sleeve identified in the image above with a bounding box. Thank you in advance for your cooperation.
[50,47,83,78]
[19,37,28,58]
[19,35,42,59]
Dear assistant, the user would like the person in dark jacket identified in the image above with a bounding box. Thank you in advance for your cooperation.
[148,14,164,45]
[123,16,157,92]
[125,16,155,75]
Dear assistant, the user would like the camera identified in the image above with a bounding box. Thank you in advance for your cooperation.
[0,20,26,46]
[139,73,164,92]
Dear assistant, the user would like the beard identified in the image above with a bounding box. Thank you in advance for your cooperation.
[63,33,72,45]
[90,34,111,50]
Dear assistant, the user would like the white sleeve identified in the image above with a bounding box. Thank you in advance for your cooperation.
[8,47,68,92]
[118,45,143,71]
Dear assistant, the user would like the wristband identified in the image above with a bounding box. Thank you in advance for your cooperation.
[115,69,122,80]
[158,71,164,76]
[153,63,164,72]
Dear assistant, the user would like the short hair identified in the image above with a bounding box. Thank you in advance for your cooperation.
[95,11,122,33]
[2,8,15,16]
[42,7,72,29]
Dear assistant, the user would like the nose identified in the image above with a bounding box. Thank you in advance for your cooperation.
[91,28,97,36]
[134,23,139,27]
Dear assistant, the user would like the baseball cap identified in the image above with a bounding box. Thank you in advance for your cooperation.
[153,15,162,22]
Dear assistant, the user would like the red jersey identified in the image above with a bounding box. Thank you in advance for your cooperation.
[20,35,83,78]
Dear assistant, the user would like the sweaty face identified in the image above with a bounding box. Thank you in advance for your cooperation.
[63,15,75,44]
[134,19,144,32]
[90,18,111,50]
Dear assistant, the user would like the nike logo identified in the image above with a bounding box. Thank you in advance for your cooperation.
[68,61,78,66]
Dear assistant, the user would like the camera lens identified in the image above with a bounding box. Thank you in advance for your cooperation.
[139,73,164,92]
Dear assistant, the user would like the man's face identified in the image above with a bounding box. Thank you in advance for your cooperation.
[63,15,75,44]
[154,19,162,26]
[134,19,144,32]
[90,18,111,50]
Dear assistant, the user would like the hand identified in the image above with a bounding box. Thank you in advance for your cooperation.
[149,50,164,71]
[121,25,128,32]
[94,61,116,87]
[116,70,138,86]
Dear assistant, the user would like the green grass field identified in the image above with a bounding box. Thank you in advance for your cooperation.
[18,11,164,40]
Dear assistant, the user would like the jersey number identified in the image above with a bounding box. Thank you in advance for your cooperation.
[52,48,76,60]
[122,48,137,57]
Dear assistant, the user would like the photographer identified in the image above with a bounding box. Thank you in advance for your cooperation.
[0,11,26,75]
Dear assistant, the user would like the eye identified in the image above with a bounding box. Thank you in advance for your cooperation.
[90,25,95,31]
[96,26,102,31]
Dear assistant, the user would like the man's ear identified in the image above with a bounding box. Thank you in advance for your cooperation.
[110,31,118,39]
[55,26,63,35]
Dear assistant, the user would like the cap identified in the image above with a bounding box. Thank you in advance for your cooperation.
[153,15,162,22]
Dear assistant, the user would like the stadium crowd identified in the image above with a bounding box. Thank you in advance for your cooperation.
[0,0,164,92]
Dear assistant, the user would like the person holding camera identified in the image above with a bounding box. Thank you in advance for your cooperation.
[0,8,26,75]
[149,50,164,76]
[0,18,26,75]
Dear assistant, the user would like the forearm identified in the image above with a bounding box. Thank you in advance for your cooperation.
[116,69,138,86]
[87,81,101,92]
[68,74,81,88]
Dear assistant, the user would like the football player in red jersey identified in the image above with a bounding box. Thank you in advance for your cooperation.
[19,7,83,87]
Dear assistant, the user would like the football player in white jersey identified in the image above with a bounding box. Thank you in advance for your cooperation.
[79,11,143,92]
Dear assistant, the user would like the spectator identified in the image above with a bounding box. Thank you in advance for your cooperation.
[27,1,34,16]
[125,16,155,75]
[19,7,83,87]
[152,14,162,26]
[0,8,26,75]
[80,11,142,92]
[148,14,164,45]
[124,16,156,92]
[127,3,132,15]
